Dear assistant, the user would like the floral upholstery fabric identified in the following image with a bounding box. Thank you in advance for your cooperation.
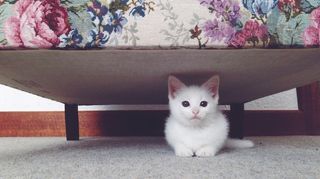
[0,0,319,49]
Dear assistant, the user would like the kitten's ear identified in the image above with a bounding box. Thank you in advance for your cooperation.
[202,75,220,97]
[168,76,186,98]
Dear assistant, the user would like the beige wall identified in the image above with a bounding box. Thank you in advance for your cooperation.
[0,85,298,111]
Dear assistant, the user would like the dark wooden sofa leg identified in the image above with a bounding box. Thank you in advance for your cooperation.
[297,82,320,135]
[229,103,244,139]
[65,104,79,140]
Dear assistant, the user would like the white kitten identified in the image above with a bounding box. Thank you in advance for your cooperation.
[164,75,254,157]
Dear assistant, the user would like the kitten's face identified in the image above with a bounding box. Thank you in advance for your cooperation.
[168,75,219,125]
[171,87,217,121]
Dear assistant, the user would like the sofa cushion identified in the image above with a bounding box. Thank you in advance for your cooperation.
[0,0,319,49]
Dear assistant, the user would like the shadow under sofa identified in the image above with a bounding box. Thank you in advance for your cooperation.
[0,48,320,140]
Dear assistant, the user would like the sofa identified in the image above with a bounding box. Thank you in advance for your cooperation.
[0,0,320,140]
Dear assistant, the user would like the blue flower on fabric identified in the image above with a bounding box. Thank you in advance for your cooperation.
[59,29,83,48]
[120,0,130,5]
[130,6,146,17]
[87,0,109,26]
[103,10,128,34]
[86,29,110,48]
[129,0,146,17]
[243,0,278,17]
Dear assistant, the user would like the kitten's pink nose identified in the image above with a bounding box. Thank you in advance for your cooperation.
[192,109,199,115]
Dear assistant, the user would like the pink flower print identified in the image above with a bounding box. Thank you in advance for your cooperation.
[3,0,71,48]
[310,7,320,29]
[303,26,319,46]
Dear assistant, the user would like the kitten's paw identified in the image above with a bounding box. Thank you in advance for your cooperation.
[175,148,194,157]
[195,147,216,157]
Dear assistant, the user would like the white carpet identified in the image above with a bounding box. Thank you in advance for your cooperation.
[0,136,319,179]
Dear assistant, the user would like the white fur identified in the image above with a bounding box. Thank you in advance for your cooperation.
[165,76,254,157]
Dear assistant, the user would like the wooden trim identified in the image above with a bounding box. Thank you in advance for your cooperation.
[244,111,305,136]
[0,110,306,137]
[0,112,65,137]
[297,82,320,135]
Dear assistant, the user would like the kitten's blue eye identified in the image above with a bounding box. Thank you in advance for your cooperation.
[182,101,190,107]
[200,101,208,107]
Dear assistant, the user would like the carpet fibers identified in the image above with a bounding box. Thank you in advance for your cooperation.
[0,136,319,179]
